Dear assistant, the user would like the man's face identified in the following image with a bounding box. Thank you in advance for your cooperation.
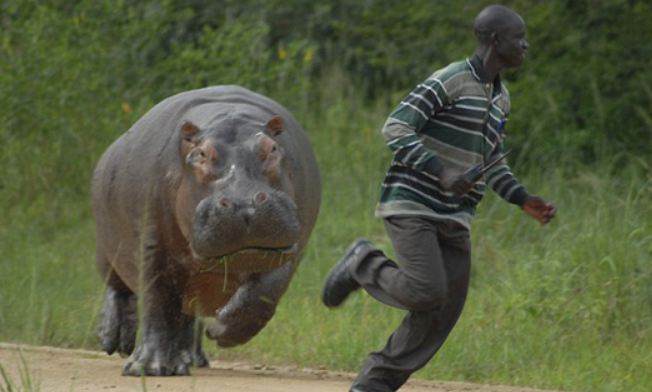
[495,19,528,68]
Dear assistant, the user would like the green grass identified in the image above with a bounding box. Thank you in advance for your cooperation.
[0,209,101,349]
[1,78,651,392]
[0,349,40,392]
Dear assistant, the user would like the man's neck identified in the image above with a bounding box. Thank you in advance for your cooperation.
[473,47,503,82]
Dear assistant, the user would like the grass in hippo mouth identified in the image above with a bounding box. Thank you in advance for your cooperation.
[203,243,298,264]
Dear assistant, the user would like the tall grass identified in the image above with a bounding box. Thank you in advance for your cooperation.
[2,70,652,391]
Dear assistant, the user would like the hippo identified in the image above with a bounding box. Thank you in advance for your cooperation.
[91,85,321,376]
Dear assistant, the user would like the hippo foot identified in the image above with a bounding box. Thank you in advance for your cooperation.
[192,349,209,368]
[122,344,191,376]
[204,272,283,348]
[98,288,137,356]
[205,317,264,348]
[205,319,239,348]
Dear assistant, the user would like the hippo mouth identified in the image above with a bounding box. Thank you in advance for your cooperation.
[196,243,298,274]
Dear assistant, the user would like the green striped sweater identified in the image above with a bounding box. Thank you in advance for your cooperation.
[375,56,529,229]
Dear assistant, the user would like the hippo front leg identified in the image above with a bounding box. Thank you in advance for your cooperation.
[122,279,194,376]
[124,312,207,376]
[177,317,209,368]
[206,262,295,347]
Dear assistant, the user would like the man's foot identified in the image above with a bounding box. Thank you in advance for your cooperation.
[322,238,374,308]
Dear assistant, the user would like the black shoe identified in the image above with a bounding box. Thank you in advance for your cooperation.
[322,238,374,308]
[349,383,371,392]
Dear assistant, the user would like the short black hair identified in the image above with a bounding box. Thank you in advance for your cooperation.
[473,5,523,44]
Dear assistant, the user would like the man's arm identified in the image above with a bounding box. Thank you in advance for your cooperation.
[484,152,529,205]
[484,149,556,224]
[382,78,449,176]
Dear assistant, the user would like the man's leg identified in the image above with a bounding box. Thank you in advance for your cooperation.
[352,217,471,391]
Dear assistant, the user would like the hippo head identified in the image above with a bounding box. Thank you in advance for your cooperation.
[174,112,301,266]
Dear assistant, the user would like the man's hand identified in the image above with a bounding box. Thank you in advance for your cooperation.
[449,175,474,195]
[521,195,556,225]
[439,170,474,196]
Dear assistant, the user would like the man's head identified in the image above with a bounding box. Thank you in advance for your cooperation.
[474,5,528,68]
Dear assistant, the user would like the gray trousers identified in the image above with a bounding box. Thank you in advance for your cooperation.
[349,216,471,392]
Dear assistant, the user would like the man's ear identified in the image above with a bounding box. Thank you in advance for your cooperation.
[491,31,499,45]
[265,115,284,137]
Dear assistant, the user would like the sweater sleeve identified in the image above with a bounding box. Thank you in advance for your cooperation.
[382,78,449,176]
[484,143,530,206]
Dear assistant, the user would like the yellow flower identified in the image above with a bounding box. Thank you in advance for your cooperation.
[278,46,287,60]
[303,48,314,63]
[121,102,132,114]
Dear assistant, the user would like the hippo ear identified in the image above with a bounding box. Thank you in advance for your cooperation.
[180,121,199,141]
[265,115,284,137]
[180,121,200,157]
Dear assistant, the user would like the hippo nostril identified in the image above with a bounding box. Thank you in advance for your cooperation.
[254,191,268,206]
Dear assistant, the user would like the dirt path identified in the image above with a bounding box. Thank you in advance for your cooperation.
[0,343,561,392]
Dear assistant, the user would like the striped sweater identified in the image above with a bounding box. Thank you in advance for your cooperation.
[375,56,529,229]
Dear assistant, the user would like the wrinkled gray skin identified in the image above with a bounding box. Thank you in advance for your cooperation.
[91,86,321,376]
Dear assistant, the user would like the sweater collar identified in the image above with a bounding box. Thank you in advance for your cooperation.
[467,54,503,95]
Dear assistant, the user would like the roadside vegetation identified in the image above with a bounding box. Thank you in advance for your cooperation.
[1,1,650,391]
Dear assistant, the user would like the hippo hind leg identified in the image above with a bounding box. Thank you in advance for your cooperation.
[98,278,137,357]
[207,263,294,347]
